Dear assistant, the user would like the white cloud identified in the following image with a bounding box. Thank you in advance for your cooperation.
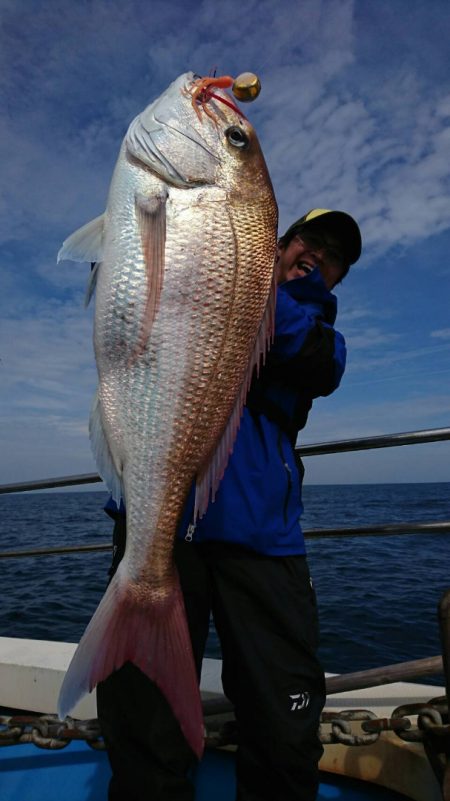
[345,328,401,352]
[297,386,450,484]
[431,328,450,340]
[0,297,97,416]
[3,0,448,260]
[2,0,450,487]
[303,390,450,443]
[338,304,393,325]
[0,291,98,484]
[345,341,450,377]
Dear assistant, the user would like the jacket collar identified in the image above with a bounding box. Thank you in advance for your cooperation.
[279,269,338,325]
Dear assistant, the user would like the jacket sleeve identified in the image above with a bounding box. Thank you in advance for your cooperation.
[267,286,346,398]
[268,286,325,361]
[290,320,346,397]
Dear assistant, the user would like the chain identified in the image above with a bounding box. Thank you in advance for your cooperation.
[0,715,104,750]
[1,697,448,751]
[320,709,382,747]
[389,698,448,742]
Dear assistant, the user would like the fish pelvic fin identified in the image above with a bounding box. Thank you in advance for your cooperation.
[195,270,277,519]
[84,261,100,308]
[57,568,204,759]
[89,390,123,505]
[57,214,105,264]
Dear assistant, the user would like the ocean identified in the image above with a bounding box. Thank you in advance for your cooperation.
[0,483,449,682]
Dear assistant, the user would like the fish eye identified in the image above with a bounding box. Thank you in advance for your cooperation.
[225,126,249,149]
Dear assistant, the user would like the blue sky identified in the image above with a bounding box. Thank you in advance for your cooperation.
[1,0,450,486]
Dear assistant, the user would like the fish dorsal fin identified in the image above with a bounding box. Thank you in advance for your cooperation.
[131,191,167,359]
[194,273,277,520]
[57,213,105,264]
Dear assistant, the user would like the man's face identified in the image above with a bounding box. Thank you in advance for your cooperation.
[276,228,347,289]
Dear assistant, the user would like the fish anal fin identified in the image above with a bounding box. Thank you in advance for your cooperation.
[57,214,105,264]
[195,273,277,519]
[57,570,204,759]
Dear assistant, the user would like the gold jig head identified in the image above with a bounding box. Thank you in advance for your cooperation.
[232,73,261,103]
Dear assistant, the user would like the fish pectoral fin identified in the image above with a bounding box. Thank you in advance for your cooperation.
[57,213,105,264]
[133,191,167,354]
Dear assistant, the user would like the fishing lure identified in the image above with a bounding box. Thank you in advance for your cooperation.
[186,72,261,121]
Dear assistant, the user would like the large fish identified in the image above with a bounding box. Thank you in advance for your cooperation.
[57,71,278,757]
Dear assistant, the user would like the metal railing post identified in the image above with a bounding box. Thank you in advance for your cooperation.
[438,590,450,800]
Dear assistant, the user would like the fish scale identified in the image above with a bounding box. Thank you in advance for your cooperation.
[57,71,277,758]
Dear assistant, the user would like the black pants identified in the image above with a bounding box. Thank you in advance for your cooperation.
[97,520,325,801]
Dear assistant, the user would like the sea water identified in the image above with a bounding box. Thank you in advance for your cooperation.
[0,484,449,679]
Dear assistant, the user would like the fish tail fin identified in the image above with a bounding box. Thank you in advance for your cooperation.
[57,569,204,758]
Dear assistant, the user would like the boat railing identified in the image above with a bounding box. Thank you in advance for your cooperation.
[2,425,450,496]
[296,425,450,455]
[1,426,449,779]
[2,427,450,689]
[1,426,449,545]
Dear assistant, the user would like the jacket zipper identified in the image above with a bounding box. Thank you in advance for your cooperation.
[185,522,196,542]
[277,431,293,526]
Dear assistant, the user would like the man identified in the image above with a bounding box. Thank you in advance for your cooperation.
[98,208,362,801]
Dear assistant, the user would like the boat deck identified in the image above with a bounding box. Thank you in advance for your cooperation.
[1,741,416,800]
[0,638,444,801]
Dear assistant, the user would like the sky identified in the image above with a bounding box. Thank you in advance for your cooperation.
[1,0,450,487]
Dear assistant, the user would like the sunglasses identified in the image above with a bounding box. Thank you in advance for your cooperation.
[294,231,345,268]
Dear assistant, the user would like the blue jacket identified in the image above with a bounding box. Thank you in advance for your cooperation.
[179,269,345,554]
[105,270,346,556]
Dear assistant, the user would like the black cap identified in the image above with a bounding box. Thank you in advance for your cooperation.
[282,208,362,265]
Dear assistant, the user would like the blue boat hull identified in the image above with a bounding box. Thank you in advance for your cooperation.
[0,740,412,800]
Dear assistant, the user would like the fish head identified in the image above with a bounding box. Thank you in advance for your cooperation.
[125,72,275,200]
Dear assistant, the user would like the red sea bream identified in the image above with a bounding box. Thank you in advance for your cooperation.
[57,71,278,757]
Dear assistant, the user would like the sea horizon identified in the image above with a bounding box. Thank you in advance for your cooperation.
[1,484,449,681]
[2,478,449,496]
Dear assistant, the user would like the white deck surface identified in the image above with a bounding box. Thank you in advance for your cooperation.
[0,635,442,718]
